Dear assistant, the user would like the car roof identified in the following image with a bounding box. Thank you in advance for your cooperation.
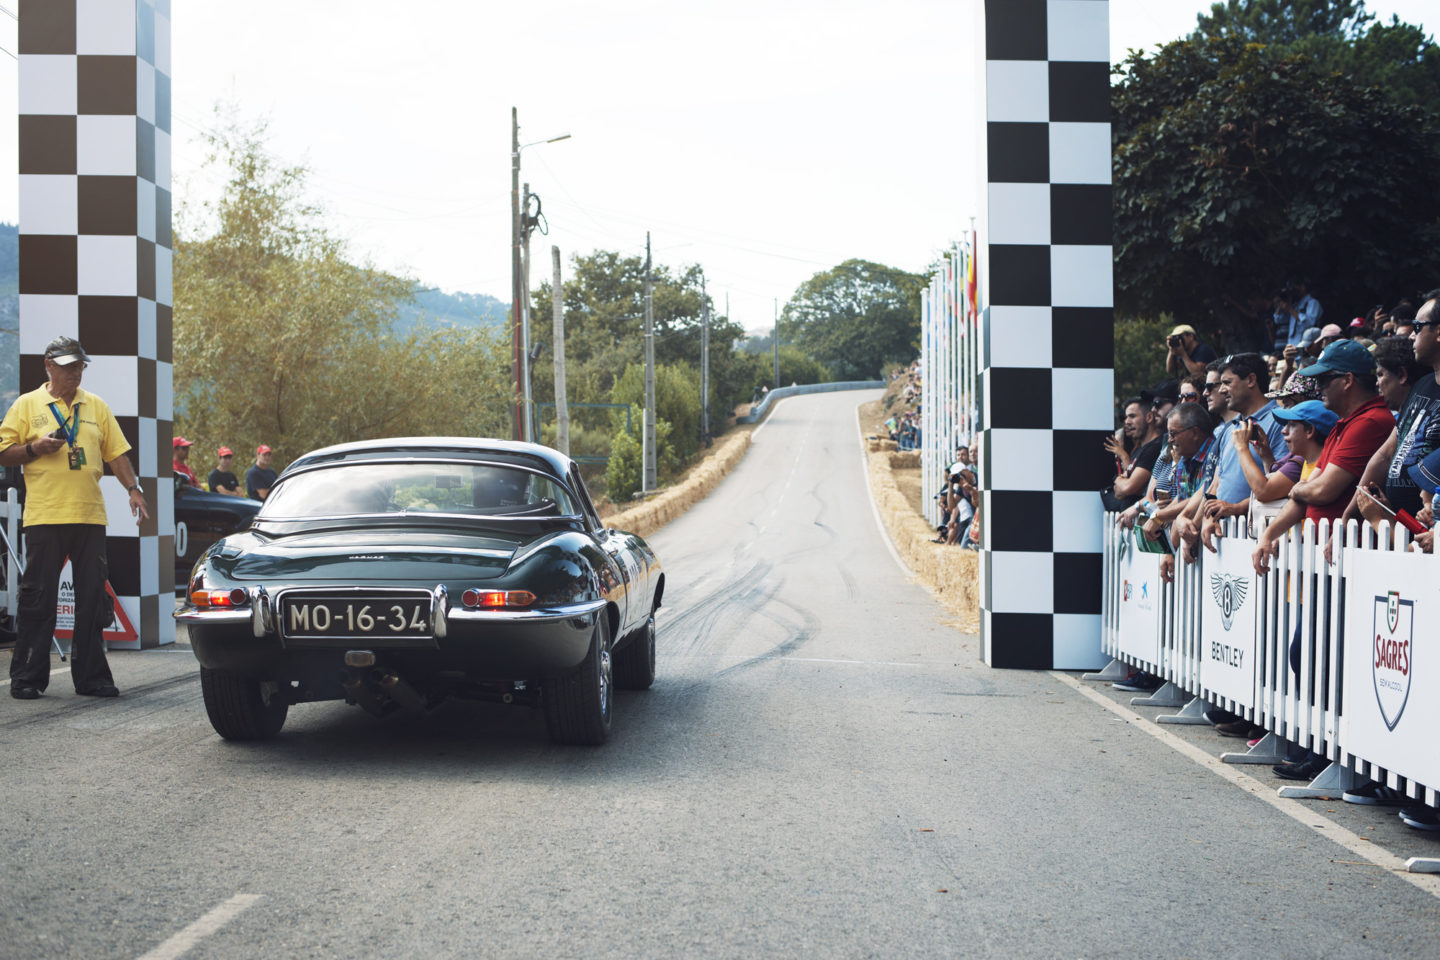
[282,437,575,480]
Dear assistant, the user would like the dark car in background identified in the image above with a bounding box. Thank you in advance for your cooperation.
[175,438,663,745]
[173,480,262,589]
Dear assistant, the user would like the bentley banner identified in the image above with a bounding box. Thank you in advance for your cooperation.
[1341,547,1440,789]
[1200,536,1258,709]
[1115,538,1162,667]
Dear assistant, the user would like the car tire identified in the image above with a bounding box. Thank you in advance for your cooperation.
[542,617,612,745]
[200,666,288,741]
[613,612,656,690]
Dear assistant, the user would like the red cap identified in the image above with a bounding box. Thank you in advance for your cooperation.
[172,437,193,448]
[256,444,273,455]
[1349,317,1366,328]
[216,446,234,457]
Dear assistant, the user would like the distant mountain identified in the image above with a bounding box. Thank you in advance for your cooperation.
[0,223,18,408]
[393,286,508,335]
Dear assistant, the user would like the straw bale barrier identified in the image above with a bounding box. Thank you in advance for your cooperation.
[604,430,752,539]
[863,442,979,629]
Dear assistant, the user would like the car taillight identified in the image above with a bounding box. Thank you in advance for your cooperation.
[460,589,535,609]
[191,588,249,608]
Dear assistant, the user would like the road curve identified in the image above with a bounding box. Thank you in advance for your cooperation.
[2,389,1437,958]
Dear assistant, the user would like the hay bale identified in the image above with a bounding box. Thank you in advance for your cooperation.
[888,451,920,469]
[862,441,979,630]
[605,431,752,539]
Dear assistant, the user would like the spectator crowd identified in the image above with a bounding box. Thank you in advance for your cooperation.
[884,360,981,551]
[171,440,278,501]
[1103,285,1440,832]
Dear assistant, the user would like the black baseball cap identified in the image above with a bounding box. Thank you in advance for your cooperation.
[43,336,90,366]
[1140,380,1180,406]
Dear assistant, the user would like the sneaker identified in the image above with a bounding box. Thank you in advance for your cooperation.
[1342,781,1407,806]
[1272,756,1328,781]
[1112,671,1163,692]
[1204,708,1240,725]
[9,684,41,700]
[1247,736,1265,748]
[76,683,119,698]
[1399,806,1440,831]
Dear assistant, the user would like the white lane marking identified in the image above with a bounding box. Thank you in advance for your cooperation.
[854,404,914,578]
[1050,671,1440,900]
[671,653,928,668]
[136,894,263,960]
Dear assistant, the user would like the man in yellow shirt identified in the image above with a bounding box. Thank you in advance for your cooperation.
[0,337,149,700]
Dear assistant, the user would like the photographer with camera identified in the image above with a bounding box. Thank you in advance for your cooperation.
[1164,325,1218,380]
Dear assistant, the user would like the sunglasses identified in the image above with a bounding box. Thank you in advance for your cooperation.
[1167,426,1199,441]
[1202,383,1219,393]
[1179,393,1200,402]
[1412,318,1440,333]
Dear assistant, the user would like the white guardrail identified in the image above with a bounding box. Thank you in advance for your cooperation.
[1099,511,1438,808]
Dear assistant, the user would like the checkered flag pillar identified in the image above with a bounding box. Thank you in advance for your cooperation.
[18,0,175,648]
[976,0,1114,669]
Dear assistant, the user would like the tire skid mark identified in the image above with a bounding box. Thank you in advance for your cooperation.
[0,672,197,730]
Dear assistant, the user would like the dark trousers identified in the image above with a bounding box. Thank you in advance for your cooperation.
[9,524,114,693]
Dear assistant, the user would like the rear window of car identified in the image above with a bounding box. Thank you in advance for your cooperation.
[260,462,578,519]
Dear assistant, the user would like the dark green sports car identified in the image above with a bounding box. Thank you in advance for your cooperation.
[175,438,663,745]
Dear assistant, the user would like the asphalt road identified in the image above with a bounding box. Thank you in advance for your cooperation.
[3,389,1439,959]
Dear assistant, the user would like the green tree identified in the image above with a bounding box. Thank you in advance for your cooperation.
[1192,0,1440,108]
[173,116,511,465]
[608,363,702,466]
[782,259,925,380]
[1112,34,1440,348]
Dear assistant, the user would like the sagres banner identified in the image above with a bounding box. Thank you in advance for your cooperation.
[1200,536,1258,709]
[1116,538,1162,667]
[1342,548,1440,788]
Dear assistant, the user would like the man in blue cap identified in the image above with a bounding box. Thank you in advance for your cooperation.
[1253,339,1393,572]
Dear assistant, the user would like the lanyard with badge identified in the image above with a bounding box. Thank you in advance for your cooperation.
[48,402,86,470]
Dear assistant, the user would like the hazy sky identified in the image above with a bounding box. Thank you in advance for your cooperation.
[0,1,1433,332]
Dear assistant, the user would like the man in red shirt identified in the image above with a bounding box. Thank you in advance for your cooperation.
[1253,339,1393,573]
[172,437,199,487]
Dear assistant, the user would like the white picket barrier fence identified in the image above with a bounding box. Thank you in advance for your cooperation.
[1099,511,1439,808]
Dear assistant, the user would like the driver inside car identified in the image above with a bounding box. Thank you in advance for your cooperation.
[472,466,528,509]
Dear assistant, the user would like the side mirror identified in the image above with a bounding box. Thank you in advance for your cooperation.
[174,474,187,497]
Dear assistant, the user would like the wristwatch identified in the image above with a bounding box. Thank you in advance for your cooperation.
[127,483,144,496]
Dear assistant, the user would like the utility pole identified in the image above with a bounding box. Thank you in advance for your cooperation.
[552,245,570,456]
[773,297,780,391]
[521,182,534,442]
[642,232,657,493]
[700,274,710,447]
[510,108,523,440]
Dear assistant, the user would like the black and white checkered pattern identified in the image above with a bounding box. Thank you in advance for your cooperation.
[977,0,1113,669]
[17,0,174,648]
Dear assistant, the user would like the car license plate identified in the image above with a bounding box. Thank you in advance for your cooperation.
[280,595,432,640]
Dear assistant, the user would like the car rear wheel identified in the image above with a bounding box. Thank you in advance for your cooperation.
[200,666,288,741]
[614,612,656,690]
[542,617,612,745]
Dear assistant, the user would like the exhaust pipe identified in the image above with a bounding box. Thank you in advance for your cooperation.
[340,669,391,718]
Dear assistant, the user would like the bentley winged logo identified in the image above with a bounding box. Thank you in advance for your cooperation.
[1209,573,1248,631]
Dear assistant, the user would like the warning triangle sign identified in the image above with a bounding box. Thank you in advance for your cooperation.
[55,575,140,648]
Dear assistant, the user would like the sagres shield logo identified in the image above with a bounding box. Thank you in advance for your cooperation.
[1373,590,1413,731]
[1209,573,1248,631]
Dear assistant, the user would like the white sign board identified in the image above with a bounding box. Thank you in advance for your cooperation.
[1342,547,1440,789]
[1116,539,1162,668]
[1199,537,1258,709]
